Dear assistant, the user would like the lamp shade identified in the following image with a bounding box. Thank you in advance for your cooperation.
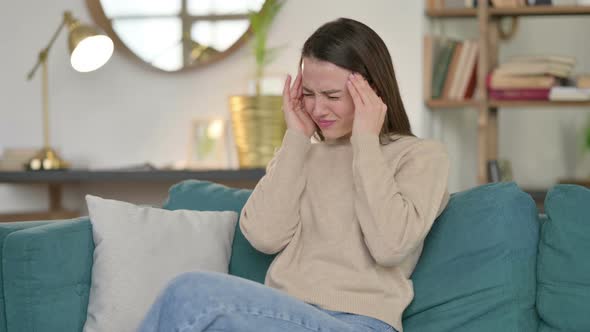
[68,24,113,72]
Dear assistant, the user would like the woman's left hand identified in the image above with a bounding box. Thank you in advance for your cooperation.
[347,73,387,136]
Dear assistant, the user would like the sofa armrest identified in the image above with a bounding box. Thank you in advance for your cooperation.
[2,217,94,332]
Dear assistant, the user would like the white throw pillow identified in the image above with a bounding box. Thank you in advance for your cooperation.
[83,195,238,332]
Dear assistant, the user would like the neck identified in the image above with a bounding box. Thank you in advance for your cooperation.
[324,133,351,145]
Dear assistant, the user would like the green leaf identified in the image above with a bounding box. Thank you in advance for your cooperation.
[248,0,286,82]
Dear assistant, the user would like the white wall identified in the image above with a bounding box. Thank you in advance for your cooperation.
[1,1,588,216]
[0,0,425,214]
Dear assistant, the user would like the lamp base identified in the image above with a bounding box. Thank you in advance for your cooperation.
[27,147,70,171]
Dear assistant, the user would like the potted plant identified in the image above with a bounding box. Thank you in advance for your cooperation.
[229,0,286,169]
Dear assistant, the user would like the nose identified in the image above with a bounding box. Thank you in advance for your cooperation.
[311,98,329,118]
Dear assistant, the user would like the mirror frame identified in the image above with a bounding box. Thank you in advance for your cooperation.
[86,0,258,73]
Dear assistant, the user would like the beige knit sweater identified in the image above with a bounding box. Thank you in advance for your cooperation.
[239,129,450,331]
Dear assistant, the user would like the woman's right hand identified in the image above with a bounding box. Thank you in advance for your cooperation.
[282,71,316,138]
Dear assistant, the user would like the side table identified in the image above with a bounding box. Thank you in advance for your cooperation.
[0,169,265,222]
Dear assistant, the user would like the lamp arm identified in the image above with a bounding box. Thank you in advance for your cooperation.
[26,11,72,80]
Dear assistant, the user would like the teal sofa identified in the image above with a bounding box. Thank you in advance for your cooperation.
[0,180,588,332]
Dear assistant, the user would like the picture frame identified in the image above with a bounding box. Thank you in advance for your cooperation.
[186,117,230,169]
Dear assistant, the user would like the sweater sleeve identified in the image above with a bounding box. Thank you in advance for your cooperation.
[239,129,311,255]
[350,133,450,267]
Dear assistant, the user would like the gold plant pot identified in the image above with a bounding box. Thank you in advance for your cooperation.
[229,95,286,168]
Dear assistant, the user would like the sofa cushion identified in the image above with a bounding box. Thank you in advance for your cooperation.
[402,182,539,332]
[0,220,51,331]
[2,218,93,332]
[537,184,590,332]
[162,180,274,283]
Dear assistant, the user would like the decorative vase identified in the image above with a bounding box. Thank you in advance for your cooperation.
[229,95,285,168]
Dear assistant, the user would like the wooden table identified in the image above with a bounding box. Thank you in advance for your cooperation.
[0,169,265,222]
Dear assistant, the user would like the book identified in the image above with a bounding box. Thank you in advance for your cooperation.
[492,0,525,7]
[423,35,435,101]
[463,59,478,99]
[0,148,38,171]
[529,0,552,5]
[449,41,470,99]
[506,54,576,66]
[432,39,458,99]
[442,42,464,99]
[424,35,449,100]
[549,86,590,101]
[494,61,573,78]
[454,40,479,99]
[489,87,551,100]
[488,72,557,89]
[487,160,501,182]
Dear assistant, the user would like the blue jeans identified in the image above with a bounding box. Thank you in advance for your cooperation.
[138,271,397,332]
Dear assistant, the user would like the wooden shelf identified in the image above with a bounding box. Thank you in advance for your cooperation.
[491,5,590,16]
[426,99,479,109]
[426,99,590,109]
[426,8,476,18]
[426,5,590,18]
[490,100,590,108]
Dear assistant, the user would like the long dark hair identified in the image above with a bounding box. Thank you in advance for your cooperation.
[301,18,414,143]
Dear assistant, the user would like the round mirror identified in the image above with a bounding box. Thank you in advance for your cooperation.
[86,0,267,72]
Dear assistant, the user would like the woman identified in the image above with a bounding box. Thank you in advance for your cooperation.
[139,17,450,332]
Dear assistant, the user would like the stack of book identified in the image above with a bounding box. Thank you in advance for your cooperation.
[424,36,479,101]
[487,55,575,100]
[0,148,37,171]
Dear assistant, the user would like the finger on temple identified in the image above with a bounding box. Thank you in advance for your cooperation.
[347,78,364,106]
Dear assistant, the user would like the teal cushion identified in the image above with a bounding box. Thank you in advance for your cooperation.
[0,221,51,331]
[2,218,93,332]
[403,182,539,332]
[537,184,590,332]
[162,180,274,283]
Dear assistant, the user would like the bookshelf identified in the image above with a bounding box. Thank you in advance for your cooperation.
[427,5,590,17]
[425,2,590,185]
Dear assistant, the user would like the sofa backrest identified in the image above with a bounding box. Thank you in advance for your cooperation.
[162,180,273,283]
[402,182,540,332]
[537,184,590,332]
[165,180,543,331]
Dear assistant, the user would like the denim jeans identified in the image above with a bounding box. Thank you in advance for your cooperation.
[138,271,397,332]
